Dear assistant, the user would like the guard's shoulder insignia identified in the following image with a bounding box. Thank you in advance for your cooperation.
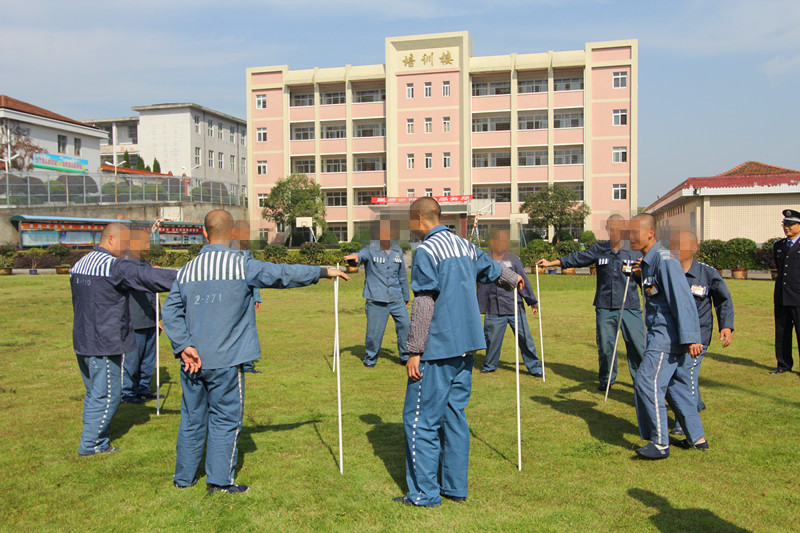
[658,248,672,260]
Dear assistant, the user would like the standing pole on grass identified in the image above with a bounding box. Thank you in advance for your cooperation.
[155,293,160,416]
[514,288,522,472]
[335,264,343,474]
[535,267,546,382]
[605,266,633,403]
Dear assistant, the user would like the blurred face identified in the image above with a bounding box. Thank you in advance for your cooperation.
[670,230,697,262]
[490,231,510,254]
[379,220,392,242]
[409,210,424,239]
[629,220,653,252]
[783,220,800,239]
[607,219,625,244]
[233,221,250,243]
[127,230,151,259]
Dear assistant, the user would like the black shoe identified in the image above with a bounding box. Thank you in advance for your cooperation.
[244,369,262,374]
[598,384,608,391]
[207,484,249,495]
[442,494,466,502]
[669,426,685,437]
[363,363,375,368]
[393,496,416,506]
[174,481,196,489]
[480,369,495,374]
[635,442,670,460]
[770,368,789,375]
[121,396,145,404]
[670,437,709,450]
[79,446,119,457]
[139,393,164,400]
[530,373,543,378]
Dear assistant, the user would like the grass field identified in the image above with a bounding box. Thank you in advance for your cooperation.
[0,272,797,532]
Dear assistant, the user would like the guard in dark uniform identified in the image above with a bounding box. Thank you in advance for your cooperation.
[772,209,800,374]
[70,223,176,456]
[538,215,645,390]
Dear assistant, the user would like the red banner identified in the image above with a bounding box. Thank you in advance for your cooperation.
[370,195,472,204]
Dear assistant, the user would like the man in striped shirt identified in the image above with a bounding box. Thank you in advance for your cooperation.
[70,223,177,456]
[162,210,349,495]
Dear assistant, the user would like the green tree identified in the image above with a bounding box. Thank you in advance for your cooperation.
[521,184,591,244]
[260,173,327,246]
[136,157,145,170]
[152,158,161,174]
[122,150,131,168]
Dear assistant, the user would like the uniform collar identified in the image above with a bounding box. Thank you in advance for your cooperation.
[369,241,394,254]
[423,225,449,241]
[686,259,702,279]
[200,243,231,253]
[641,241,663,265]
[93,245,114,257]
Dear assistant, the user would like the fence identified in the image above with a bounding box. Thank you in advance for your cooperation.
[0,170,247,207]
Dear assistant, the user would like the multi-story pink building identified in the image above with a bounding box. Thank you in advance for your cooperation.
[246,31,637,242]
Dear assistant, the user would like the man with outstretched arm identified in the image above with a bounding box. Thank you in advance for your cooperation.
[70,223,177,456]
[162,209,349,495]
[628,214,707,460]
[393,197,523,507]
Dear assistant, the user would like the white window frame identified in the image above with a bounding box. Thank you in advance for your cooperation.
[230,155,235,172]
[425,188,433,197]
[218,151,223,169]
[406,118,414,134]
[406,83,414,99]
[208,150,214,167]
[256,127,268,142]
[406,154,414,170]
[424,82,432,98]
[443,116,451,133]
[613,183,628,200]
[258,194,269,208]
[442,80,450,97]
[613,71,628,88]
[207,120,213,136]
[194,115,200,133]
[194,147,201,166]
[407,189,415,197]
[443,187,451,196]
[613,109,628,126]
[424,118,432,134]
[424,153,432,169]
[257,160,267,175]
[255,94,267,109]
[218,123,223,140]
[612,146,628,163]
[324,190,347,207]
[443,152,451,168]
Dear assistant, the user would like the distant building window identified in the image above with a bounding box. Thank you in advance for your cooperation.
[208,120,213,136]
[218,123,223,140]
[256,94,267,109]
[472,152,488,168]
[554,147,584,165]
[613,71,628,88]
[553,110,584,128]
[472,82,488,96]
[424,118,432,133]
[327,225,348,240]
[57,135,67,154]
[490,81,510,95]
[195,147,201,166]
[325,190,347,206]
[257,128,267,142]
[258,194,269,207]
[424,82,432,98]
[424,153,432,169]
[472,116,510,132]
[323,92,346,105]
[292,159,315,174]
[323,158,346,173]
[257,160,268,175]
[442,80,450,97]
[73,138,81,156]
[406,118,414,134]
[406,83,414,99]
[518,113,547,130]
[230,128,235,143]
[518,184,545,199]
[356,190,383,205]
[613,183,628,200]
[354,89,385,103]
[208,150,214,167]
[230,155,236,171]
[443,116,451,133]
[291,125,315,140]
[241,157,246,170]
[128,126,138,143]
[322,123,346,139]
[259,228,269,240]
[194,115,200,133]
[518,150,548,166]
[354,122,385,137]
[355,156,386,172]
[554,77,584,91]
[218,151,223,168]
[291,93,314,107]
[407,189,415,197]
[518,79,547,93]
[241,131,246,146]
[566,183,584,201]
[425,188,433,197]
[443,152,451,168]
[406,154,414,170]
[612,146,628,163]
[443,187,451,196]
[613,109,628,126]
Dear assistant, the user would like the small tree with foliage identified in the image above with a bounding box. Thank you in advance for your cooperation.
[521,184,591,244]
[122,150,131,168]
[260,173,327,247]
[697,239,726,269]
[152,158,161,174]
[579,230,597,246]
[0,244,16,268]
[136,157,145,170]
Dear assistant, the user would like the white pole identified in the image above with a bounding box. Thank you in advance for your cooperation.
[604,275,631,403]
[332,263,339,373]
[514,288,522,472]
[335,264,343,474]
[155,293,160,416]
[535,267,545,382]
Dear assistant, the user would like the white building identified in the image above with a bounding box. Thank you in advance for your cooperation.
[87,103,248,195]
[1,94,106,173]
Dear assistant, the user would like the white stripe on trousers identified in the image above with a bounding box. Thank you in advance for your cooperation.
[227,366,244,485]
[653,352,665,445]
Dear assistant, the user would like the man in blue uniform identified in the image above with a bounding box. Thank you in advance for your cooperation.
[669,229,734,439]
[232,220,262,374]
[629,214,707,459]
[162,210,349,495]
[70,223,176,456]
[772,209,800,375]
[121,228,163,404]
[537,215,644,390]
[343,219,410,367]
[393,198,523,507]
[477,228,542,376]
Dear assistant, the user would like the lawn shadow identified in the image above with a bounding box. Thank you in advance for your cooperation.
[113,398,180,441]
[312,421,340,472]
[237,418,322,470]
[628,488,752,532]
[360,414,406,490]
[547,361,635,404]
[469,426,516,468]
[530,395,638,449]
[705,350,773,371]
[342,344,406,366]
[699,376,800,409]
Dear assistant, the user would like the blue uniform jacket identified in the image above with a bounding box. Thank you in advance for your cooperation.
[411,225,502,360]
[162,244,323,370]
[70,247,177,356]
[127,259,161,330]
[477,252,537,315]
[355,242,409,303]
[640,242,701,353]
[685,259,735,346]
[559,241,641,310]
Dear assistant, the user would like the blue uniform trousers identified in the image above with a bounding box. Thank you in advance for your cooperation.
[482,313,542,374]
[672,346,707,431]
[634,349,705,446]
[174,364,245,487]
[364,300,410,365]
[77,354,122,455]
[403,354,473,506]
[122,328,157,399]
[596,308,645,386]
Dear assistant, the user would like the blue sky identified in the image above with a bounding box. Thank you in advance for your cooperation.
[1,0,799,206]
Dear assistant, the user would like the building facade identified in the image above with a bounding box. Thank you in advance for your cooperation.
[87,103,248,198]
[645,161,800,244]
[246,31,637,243]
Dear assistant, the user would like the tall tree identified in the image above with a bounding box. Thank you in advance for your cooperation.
[135,156,145,170]
[122,150,131,168]
[0,119,46,171]
[521,183,591,243]
[260,173,327,246]
[152,158,161,174]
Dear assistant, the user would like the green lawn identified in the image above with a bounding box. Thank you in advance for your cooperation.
[0,273,796,532]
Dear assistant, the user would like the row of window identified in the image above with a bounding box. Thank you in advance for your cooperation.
[57,135,82,156]
[289,88,387,107]
[194,115,245,145]
[194,147,244,172]
[289,122,388,141]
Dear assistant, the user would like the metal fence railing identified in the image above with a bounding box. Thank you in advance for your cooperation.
[0,170,247,207]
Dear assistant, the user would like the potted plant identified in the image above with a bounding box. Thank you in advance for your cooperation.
[554,241,582,274]
[340,241,363,273]
[23,248,46,275]
[697,239,726,274]
[723,238,758,280]
[48,243,72,274]
[0,245,16,275]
